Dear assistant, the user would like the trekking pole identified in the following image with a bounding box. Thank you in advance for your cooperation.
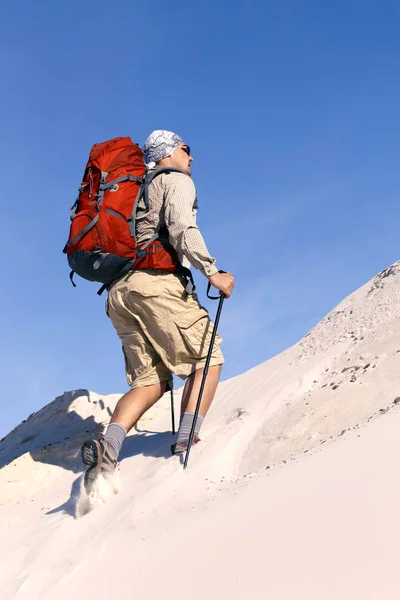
[170,383,176,435]
[183,276,226,470]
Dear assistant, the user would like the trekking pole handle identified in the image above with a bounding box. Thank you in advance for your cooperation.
[207,270,227,300]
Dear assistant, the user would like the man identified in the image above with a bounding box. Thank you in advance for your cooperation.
[81,130,235,491]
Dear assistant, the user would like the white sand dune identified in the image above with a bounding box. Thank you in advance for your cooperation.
[2,262,400,599]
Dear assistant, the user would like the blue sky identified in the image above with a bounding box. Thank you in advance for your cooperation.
[1,0,400,438]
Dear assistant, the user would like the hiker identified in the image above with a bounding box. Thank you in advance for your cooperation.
[81,130,235,491]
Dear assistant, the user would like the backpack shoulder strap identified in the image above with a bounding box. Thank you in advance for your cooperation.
[128,168,190,246]
[145,167,189,184]
[143,168,189,210]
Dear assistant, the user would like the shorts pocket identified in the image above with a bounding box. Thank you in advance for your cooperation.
[175,308,221,359]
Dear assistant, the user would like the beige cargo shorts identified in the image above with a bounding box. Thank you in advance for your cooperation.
[106,270,224,388]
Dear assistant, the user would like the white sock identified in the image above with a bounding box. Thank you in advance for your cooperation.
[104,423,127,459]
[176,412,203,445]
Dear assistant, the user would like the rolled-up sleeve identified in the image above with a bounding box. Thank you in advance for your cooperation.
[163,173,218,278]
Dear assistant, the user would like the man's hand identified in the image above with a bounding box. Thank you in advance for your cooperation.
[208,271,235,298]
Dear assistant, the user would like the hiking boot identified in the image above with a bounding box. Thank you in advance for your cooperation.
[171,436,200,455]
[81,437,117,493]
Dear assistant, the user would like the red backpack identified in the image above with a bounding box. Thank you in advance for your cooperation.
[63,136,186,290]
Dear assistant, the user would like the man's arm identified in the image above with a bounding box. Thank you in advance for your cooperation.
[163,173,219,278]
[164,173,235,297]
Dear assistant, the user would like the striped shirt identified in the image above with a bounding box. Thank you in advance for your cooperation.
[136,171,218,278]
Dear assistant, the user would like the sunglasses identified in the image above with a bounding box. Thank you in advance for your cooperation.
[180,144,191,156]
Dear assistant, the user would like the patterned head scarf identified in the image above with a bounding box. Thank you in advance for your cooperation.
[143,130,183,167]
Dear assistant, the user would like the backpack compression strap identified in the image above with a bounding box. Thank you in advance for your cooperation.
[64,173,143,252]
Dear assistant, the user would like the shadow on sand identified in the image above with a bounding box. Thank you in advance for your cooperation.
[0,389,176,473]
[1,389,179,518]
[46,427,178,518]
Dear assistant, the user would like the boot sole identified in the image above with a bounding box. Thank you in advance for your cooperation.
[81,440,101,468]
[81,440,102,493]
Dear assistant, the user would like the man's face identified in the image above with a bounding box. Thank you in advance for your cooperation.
[169,143,193,175]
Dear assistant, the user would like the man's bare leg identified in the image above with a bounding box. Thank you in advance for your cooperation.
[180,364,222,417]
[110,381,167,432]
[172,364,222,451]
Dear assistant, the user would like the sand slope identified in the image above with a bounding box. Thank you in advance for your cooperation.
[2,262,400,599]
